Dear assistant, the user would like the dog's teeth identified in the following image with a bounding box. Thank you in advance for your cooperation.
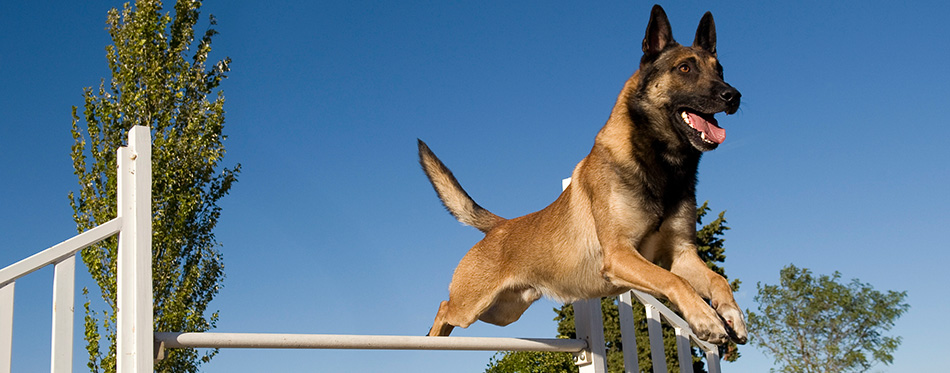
[681,112,690,124]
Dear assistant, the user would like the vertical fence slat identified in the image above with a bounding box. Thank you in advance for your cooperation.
[51,256,76,373]
[705,349,722,373]
[644,304,667,373]
[0,282,14,373]
[116,145,133,371]
[616,292,639,373]
[674,327,693,373]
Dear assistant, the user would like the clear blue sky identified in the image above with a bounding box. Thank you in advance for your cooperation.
[2,0,947,371]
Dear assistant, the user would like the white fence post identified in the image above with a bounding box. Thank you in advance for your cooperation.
[116,125,153,373]
[706,349,722,373]
[644,303,667,373]
[0,282,13,373]
[674,326,693,373]
[616,292,640,373]
[572,298,607,373]
[50,256,76,373]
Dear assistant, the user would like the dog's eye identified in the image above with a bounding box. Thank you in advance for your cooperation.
[678,64,690,73]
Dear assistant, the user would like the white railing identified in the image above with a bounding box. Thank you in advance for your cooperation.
[0,125,153,373]
[0,126,723,373]
[0,219,122,372]
[621,290,722,373]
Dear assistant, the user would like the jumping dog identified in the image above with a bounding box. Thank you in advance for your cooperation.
[418,4,747,345]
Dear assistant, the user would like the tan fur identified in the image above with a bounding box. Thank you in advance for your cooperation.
[418,141,503,232]
[419,5,747,345]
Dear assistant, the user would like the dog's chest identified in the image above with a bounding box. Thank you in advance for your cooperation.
[622,154,698,221]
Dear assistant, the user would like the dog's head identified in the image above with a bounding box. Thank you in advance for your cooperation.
[634,5,740,152]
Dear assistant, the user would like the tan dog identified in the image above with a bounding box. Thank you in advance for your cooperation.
[418,4,747,345]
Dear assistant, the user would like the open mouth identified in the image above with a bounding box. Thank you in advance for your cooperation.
[680,110,725,145]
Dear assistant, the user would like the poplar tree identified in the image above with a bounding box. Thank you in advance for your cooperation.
[486,202,740,373]
[69,1,238,372]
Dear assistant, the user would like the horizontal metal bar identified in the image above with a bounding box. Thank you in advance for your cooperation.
[154,332,587,352]
[0,218,122,286]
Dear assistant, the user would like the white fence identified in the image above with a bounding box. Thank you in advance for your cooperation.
[0,125,722,373]
[1,125,153,373]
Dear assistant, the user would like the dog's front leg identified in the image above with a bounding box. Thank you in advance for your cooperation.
[584,187,728,343]
[661,204,748,344]
[579,190,728,343]
[599,238,731,344]
[670,250,748,344]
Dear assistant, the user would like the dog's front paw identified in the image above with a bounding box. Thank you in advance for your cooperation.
[716,304,748,344]
[684,304,730,345]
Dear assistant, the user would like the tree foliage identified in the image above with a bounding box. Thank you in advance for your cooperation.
[747,264,909,373]
[486,202,739,373]
[69,0,237,372]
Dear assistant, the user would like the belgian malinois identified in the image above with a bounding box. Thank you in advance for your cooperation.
[418,4,747,345]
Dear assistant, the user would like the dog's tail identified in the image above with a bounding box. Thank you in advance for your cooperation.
[417,139,505,233]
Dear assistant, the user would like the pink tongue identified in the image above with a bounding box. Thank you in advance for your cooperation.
[687,112,726,144]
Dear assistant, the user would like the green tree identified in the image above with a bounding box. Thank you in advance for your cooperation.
[747,264,909,373]
[486,202,740,373]
[69,1,237,372]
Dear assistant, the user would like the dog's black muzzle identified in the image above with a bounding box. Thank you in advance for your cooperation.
[719,85,741,114]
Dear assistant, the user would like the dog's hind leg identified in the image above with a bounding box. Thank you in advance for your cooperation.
[428,284,538,336]
[428,301,456,336]
[427,290,499,337]
[478,286,542,326]
[427,246,526,336]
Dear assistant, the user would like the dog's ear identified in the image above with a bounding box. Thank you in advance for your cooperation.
[642,5,674,58]
[693,11,717,55]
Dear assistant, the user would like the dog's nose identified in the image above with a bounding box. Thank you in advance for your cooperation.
[719,87,740,105]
